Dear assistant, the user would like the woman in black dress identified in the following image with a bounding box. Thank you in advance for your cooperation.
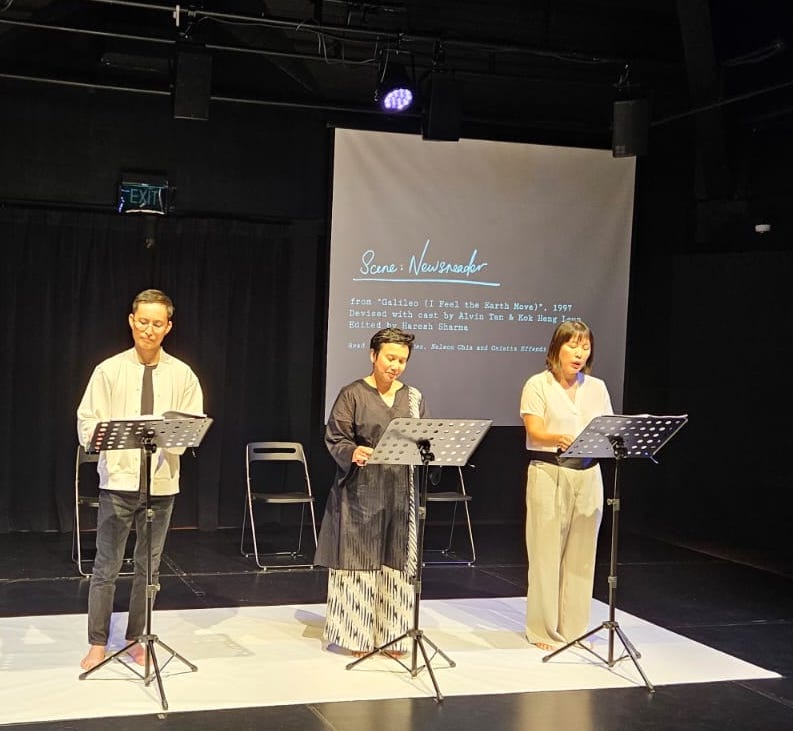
[315,327,428,656]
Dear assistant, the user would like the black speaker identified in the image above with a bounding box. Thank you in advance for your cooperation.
[422,76,462,141]
[173,49,213,121]
[612,99,649,158]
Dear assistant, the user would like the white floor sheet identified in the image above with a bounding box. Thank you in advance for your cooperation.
[0,596,778,725]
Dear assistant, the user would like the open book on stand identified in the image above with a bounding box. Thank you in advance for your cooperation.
[101,411,206,421]
[161,410,207,420]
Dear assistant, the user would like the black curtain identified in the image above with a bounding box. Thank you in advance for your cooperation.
[0,206,324,533]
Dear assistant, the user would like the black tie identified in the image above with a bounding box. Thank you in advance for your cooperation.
[139,365,156,488]
[141,365,155,415]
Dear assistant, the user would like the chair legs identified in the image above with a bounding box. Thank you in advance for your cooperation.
[423,502,476,566]
[423,467,476,566]
[240,495,317,570]
[72,511,92,578]
[72,505,134,577]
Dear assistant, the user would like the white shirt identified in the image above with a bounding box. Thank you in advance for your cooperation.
[519,370,613,451]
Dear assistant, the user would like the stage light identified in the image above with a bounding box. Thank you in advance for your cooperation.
[375,57,414,112]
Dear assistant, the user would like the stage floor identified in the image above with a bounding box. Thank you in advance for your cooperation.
[1,526,792,730]
[0,596,779,725]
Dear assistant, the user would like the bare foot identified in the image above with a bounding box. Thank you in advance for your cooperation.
[80,645,106,670]
[127,643,147,666]
[533,642,556,652]
[382,649,407,659]
[350,650,369,658]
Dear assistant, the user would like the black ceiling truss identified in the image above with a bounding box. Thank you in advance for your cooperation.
[0,0,638,130]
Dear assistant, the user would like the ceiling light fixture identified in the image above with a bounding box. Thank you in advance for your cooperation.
[375,53,414,112]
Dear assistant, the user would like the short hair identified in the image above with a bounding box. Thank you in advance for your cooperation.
[370,327,415,358]
[132,289,174,320]
[545,320,594,376]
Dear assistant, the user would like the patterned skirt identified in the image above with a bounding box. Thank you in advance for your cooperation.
[323,482,418,653]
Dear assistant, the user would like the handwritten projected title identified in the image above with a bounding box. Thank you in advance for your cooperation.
[353,239,499,287]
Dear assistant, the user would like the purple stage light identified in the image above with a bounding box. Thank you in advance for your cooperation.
[382,87,413,112]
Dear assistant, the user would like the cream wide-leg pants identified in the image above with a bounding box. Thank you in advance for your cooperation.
[525,460,603,646]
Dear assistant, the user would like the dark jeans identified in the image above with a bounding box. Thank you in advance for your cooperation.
[87,488,175,646]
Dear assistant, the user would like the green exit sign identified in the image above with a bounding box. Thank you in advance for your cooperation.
[118,174,168,214]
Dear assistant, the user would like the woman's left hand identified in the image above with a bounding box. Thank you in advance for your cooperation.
[557,433,575,451]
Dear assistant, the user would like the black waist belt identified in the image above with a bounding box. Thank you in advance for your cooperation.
[527,450,596,471]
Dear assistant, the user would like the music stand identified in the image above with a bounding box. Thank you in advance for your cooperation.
[542,413,688,693]
[78,413,213,711]
[346,417,491,702]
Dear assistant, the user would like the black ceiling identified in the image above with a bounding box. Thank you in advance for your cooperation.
[1,1,792,147]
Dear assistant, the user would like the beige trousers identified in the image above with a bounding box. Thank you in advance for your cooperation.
[525,460,603,646]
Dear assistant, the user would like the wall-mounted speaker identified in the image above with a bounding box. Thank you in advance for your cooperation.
[422,75,462,141]
[612,99,649,158]
[173,49,213,121]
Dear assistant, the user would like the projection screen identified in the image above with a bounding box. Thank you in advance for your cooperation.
[325,128,635,426]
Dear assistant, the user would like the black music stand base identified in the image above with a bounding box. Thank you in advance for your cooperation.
[79,632,198,710]
[346,625,456,702]
[541,620,653,692]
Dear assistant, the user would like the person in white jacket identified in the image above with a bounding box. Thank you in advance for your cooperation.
[77,288,203,671]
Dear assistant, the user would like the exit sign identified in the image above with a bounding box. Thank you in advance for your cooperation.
[118,174,168,214]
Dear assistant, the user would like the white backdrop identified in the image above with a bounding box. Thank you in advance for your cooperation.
[326,129,636,424]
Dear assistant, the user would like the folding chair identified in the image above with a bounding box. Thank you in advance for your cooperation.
[423,465,476,566]
[240,441,318,570]
[71,445,134,577]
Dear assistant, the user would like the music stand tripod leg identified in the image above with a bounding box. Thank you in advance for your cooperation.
[414,632,444,701]
[612,624,654,690]
[347,628,446,701]
[143,638,168,708]
[78,638,140,680]
[151,637,198,672]
[541,623,604,662]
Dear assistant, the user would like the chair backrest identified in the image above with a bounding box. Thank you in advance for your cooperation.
[247,442,307,464]
[76,445,99,468]
[246,442,312,496]
[75,446,100,492]
[429,464,466,487]
[75,445,101,518]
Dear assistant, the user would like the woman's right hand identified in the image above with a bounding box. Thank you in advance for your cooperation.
[352,446,374,466]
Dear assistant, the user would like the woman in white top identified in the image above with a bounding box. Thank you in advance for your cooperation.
[519,320,613,651]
